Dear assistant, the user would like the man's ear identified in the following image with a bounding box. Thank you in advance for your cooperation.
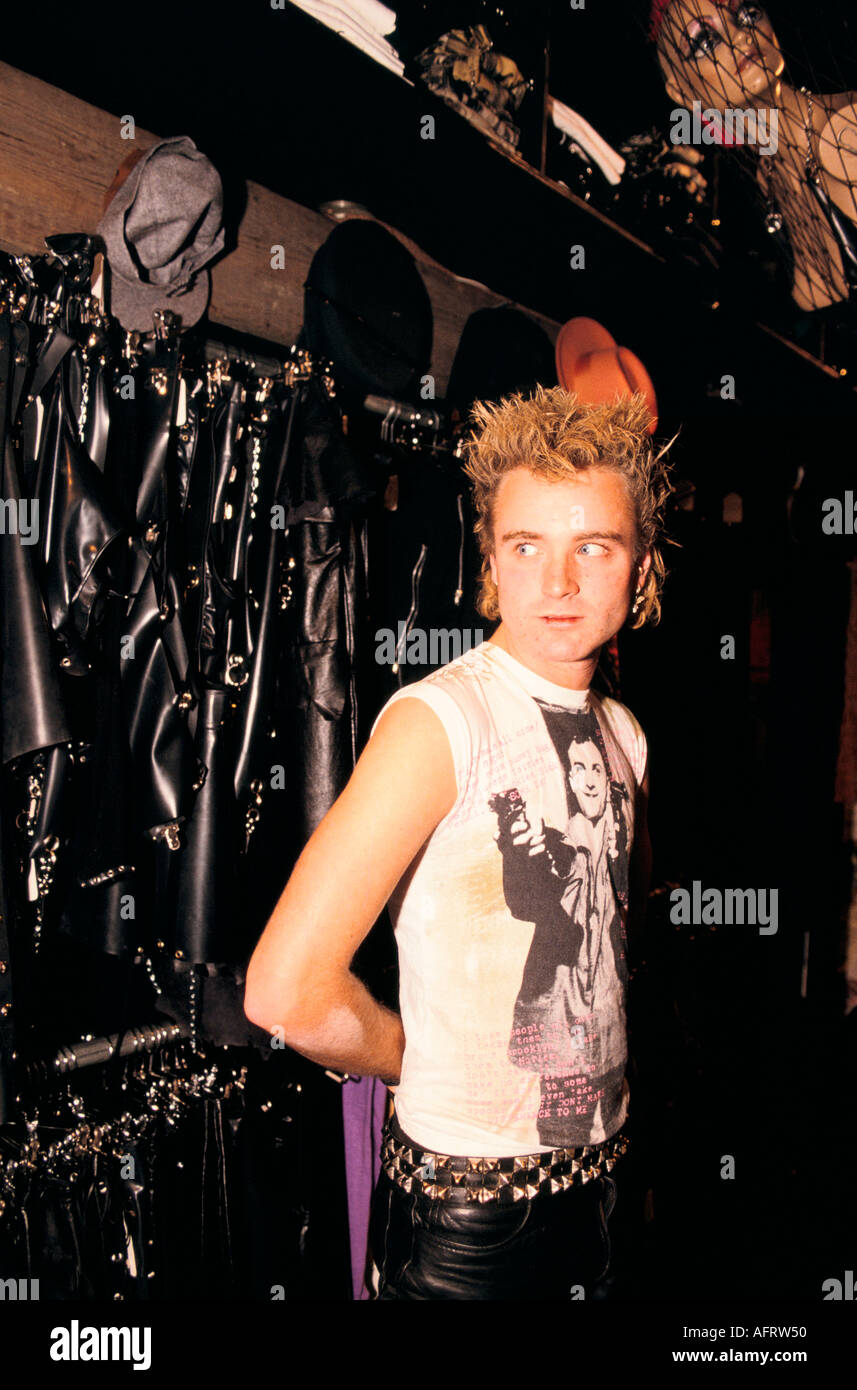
[489,553,498,585]
[638,549,653,588]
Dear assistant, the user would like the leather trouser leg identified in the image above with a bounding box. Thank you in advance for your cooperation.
[369,1162,619,1301]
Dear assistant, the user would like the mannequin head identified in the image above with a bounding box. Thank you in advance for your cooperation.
[654,1,785,111]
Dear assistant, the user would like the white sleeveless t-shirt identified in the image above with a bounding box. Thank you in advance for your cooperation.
[373,640,648,1157]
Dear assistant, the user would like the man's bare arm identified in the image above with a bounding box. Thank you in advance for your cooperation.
[244,697,457,1081]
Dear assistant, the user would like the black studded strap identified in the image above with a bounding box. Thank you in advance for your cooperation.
[381,1120,629,1204]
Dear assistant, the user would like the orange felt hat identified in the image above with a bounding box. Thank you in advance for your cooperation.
[555,316,658,434]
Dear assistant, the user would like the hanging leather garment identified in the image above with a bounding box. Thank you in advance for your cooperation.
[369,447,478,693]
[180,372,239,689]
[6,275,184,956]
[59,593,141,955]
[208,371,272,710]
[170,365,281,964]
[281,371,375,844]
[56,322,195,956]
[43,235,114,474]
[173,685,241,964]
[0,307,71,764]
[0,292,74,1099]
[184,370,295,956]
[0,273,67,1099]
[10,249,139,957]
[48,296,146,955]
[118,332,197,840]
[233,381,295,804]
[192,376,248,688]
[172,361,372,960]
[0,812,14,1125]
[297,221,429,832]
[27,344,122,676]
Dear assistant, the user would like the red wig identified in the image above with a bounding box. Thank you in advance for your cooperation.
[648,0,672,42]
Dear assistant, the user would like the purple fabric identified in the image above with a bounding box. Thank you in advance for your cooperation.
[342,1075,387,1299]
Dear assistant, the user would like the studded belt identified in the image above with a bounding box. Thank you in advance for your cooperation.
[381,1120,629,1204]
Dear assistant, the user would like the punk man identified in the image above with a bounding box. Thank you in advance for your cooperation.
[245,385,671,1300]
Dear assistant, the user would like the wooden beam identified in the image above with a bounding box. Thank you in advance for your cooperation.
[0,61,560,393]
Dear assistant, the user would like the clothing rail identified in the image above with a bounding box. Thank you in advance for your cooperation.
[203,336,297,379]
[363,393,445,433]
[32,1020,191,1078]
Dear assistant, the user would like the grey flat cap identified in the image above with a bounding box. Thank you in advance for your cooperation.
[97,136,225,332]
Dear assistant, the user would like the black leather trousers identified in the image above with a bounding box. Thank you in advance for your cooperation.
[369,1126,622,1301]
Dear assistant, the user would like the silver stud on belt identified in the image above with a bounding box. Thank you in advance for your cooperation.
[381,1128,629,1203]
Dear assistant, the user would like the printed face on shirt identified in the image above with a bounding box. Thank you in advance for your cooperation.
[488,465,649,687]
[657,0,783,110]
[568,738,608,821]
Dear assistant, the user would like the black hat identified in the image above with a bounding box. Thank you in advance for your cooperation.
[304,219,433,399]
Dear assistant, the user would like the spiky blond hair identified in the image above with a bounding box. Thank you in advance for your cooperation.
[462,386,674,628]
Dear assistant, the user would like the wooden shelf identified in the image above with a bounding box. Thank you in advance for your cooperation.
[0,1,850,405]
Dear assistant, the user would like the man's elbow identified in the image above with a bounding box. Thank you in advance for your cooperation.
[244,964,302,1039]
[243,964,331,1049]
[243,981,274,1035]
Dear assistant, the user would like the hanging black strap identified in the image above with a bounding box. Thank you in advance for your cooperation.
[0,309,19,1121]
[26,327,75,405]
[0,824,15,1125]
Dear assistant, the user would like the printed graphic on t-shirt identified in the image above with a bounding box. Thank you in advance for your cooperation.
[489,700,631,1146]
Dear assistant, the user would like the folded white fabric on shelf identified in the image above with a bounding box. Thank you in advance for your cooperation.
[343,0,397,34]
[548,95,625,186]
[288,0,405,77]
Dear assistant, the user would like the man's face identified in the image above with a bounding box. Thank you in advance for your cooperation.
[568,739,608,821]
[488,465,649,687]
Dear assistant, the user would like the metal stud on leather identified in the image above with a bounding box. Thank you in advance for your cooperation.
[380,1126,629,1204]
